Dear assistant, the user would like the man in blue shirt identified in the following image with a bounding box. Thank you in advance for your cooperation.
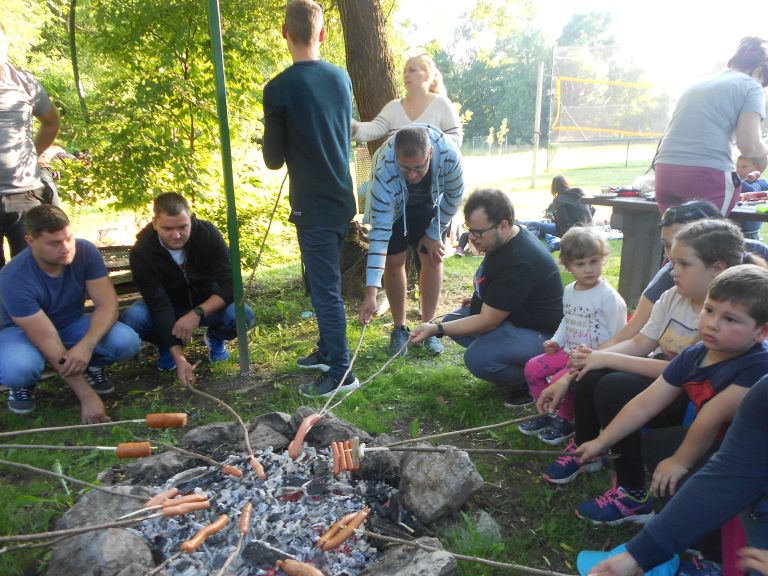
[0,205,140,422]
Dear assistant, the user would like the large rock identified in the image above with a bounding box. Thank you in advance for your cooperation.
[120,451,196,485]
[47,529,153,576]
[245,421,291,452]
[399,444,484,524]
[291,406,374,447]
[359,537,456,576]
[55,485,153,529]
[181,421,241,461]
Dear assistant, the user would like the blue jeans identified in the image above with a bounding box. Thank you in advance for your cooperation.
[518,220,557,239]
[445,306,550,391]
[0,316,141,389]
[295,223,350,380]
[120,300,255,345]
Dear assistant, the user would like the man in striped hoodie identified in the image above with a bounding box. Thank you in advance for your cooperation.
[358,125,464,357]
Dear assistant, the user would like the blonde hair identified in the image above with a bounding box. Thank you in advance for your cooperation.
[285,0,323,45]
[406,54,447,96]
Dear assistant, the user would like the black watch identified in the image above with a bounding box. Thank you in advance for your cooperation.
[434,322,445,338]
[193,306,205,318]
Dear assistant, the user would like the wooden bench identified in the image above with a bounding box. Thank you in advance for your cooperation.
[86,245,142,312]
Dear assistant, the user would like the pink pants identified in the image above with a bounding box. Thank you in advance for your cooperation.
[523,349,574,421]
[655,163,741,216]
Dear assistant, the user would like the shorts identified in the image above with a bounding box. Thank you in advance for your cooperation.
[387,202,444,255]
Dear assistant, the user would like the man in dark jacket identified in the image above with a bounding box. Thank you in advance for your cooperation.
[121,193,254,385]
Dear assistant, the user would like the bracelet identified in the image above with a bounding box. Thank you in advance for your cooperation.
[434,322,445,338]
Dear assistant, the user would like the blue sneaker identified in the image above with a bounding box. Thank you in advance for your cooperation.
[576,480,655,526]
[543,439,603,485]
[157,346,176,371]
[204,332,229,363]
[8,386,36,414]
[537,416,574,445]
[518,414,553,436]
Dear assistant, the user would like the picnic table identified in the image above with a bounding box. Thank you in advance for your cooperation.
[581,195,768,307]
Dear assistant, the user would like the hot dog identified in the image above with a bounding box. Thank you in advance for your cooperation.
[145,413,188,429]
[115,441,152,459]
[180,514,229,552]
[240,501,253,535]
[341,440,353,471]
[221,464,243,478]
[330,442,341,476]
[162,500,210,517]
[320,507,369,552]
[275,559,325,576]
[316,511,357,550]
[250,455,266,480]
[287,413,322,459]
[143,487,179,508]
[161,493,208,508]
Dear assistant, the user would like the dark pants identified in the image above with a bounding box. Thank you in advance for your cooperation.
[0,189,43,269]
[295,223,350,380]
[588,371,689,489]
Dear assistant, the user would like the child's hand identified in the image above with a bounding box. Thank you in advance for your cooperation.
[739,548,768,576]
[536,376,570,414]
[574,438,605,463]
[587,551,642,576]
[747,171,761,183]
[651,457,690,497]
[569,347,605,380]
[543,340,560,354]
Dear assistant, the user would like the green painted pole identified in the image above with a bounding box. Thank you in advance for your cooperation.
[205,0,249,376]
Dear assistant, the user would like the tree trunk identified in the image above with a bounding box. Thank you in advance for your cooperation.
[337,0,399,155]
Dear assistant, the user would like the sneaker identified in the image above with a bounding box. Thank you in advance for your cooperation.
[518,413,554,436]
[538,416,575,445]
[204,332,229,363]
[422,335,444,356]
[300,372,360,398]
[157,346,176,372]
[454,247,465,257]
[503,389,534,408]
[8,386,36,414]
[296,350,330,372]
[84,367,114,395]
[543,439,603,485]
[389,326,410,357]
[576,481,655,526]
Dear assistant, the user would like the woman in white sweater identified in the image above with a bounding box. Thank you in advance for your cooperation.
[352,54,463,148]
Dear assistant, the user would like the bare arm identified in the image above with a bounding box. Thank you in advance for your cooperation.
[411,302,509,343]
[735,111,768,159]
[34,105,60,156]
[599,296,654,349]
[572,332,667,380]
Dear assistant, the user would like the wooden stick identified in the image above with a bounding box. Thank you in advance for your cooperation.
[0,443,156,453]
[360,529,577,576]
[0,512,165,544]
[320,324,367,415]
[385,413,542,447]
[365,446,619,458]
[0,458,145,501]
[0,419,145,439]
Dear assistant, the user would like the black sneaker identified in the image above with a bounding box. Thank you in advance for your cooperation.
[8,386,36,414]
[296,350,331,372]
[300,372,360,398]
[389,326,410,357]
[503,390,534,408]
[84,367,114,395]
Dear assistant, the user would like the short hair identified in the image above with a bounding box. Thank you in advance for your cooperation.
[153,193,191,217]
[673,219,744,268]
[738,154,768,172]
[285,0,323,45]
[659,200,721,228]
[551,175,571,196]
[558,226,609,265]
[26,205,70,238]
[394,126,430,158]
[728,37,768,77]
[464,188,515,224]
[405,54,446,96]
[707,264,768,325]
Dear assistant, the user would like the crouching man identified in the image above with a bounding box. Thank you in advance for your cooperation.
[0,205,141,422]
[121,193,255,385]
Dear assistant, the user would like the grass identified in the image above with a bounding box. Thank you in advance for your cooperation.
[0,143,749,575]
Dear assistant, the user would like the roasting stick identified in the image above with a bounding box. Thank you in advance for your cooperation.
[184,361,266,479]
[360,530,577,576]
[318,324,367,416]
[146,513,230,576]
[0,412,188,440]
[0,442,154,458]
[215,501,252,576]
[142,437,244,478]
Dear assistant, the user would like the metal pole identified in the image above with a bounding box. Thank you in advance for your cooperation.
[531,61,544,188]
[205,0,249,376]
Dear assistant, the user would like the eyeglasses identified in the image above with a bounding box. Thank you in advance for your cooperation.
[463,221,500,239]
[397,149,432,178]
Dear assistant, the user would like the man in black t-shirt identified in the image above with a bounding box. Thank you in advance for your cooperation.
[411,188,564,406]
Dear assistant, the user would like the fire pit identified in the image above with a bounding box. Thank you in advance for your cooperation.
[44,408,482,576]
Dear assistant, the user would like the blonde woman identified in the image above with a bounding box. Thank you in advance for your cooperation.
[352,54,463,147]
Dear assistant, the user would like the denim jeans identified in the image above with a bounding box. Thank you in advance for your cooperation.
[445,306,550,391]
[120,299,255,345]
[0,315,141,389]
[295,223,350,380]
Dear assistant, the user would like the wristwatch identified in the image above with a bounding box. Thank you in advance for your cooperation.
[192,306,205,318]
[434,322,445,338]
